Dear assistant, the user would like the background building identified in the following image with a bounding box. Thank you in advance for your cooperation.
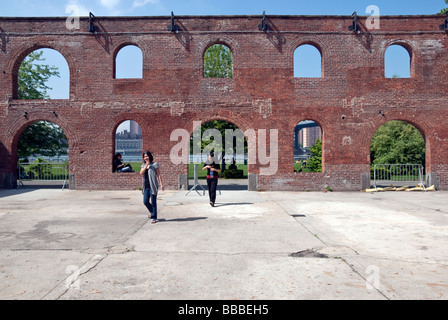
[115,121,143,162]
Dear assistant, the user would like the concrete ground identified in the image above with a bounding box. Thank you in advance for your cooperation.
[0,184,447,300]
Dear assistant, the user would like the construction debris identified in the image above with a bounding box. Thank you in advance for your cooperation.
[362,185,436,192]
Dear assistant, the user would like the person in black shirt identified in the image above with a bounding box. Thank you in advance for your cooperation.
[202,152,221,207]
[113,153,134,172]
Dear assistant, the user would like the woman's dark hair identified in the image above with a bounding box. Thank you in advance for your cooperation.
[142,150,153,162]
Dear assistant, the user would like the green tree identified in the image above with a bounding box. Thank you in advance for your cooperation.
[203,44,233,78]
[370,121,425,165]
[18,121,68,159]
[191,120,247,155]
[307,138,322,172]
[17,50,67,159]
[18,50,59,99]
[439,0,448,14]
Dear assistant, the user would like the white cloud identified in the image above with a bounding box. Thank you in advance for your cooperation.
[100,0,121,10]
[132,0,159,9]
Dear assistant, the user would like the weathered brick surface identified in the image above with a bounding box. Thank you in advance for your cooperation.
[0,15,447,190]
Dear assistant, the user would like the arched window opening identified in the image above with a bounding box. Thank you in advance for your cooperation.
[294,44,322,78]
[18,48,69,99]
[370,120,425,166]
[113,120,143,172]
[203,44,233,78]
[115,45,143,79]
[17,121,69,188]
[294,120,322,172]
[370,120,426,189]
[385,45,411,78]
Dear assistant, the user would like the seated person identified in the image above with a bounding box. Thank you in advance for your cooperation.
[113,153,134,172]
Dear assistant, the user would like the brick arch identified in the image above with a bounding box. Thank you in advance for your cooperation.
[185,111,251,137]
[184,111,253,166]
[112,40,149,58]
[292,119,325,139]
[112,114,146,136]
[383,39,414,58]
[110,113,146,151]
[289,113,327,136]
[287,36,328,72]
[366,116,430,145]
[193,117,250,155]
[8,42,75,99]
[365,116,431,167]
[201,37,239,58]
[6,114,76,171]
[293,40,324,57]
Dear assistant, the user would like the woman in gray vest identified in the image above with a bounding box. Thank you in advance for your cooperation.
[140,150,164,223]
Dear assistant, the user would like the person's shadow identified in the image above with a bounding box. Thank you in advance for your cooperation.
[158,217,208,223]
[212,202,253,207]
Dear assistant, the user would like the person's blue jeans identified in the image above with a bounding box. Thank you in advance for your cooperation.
[143,188,157,220]
[118,166,133,172]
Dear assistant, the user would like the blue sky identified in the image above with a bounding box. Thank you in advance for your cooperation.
[0,0,444,17]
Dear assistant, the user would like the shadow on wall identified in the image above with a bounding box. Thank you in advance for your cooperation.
[0,141,15,189]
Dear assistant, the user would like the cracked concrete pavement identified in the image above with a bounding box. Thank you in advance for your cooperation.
[0,187,447,300]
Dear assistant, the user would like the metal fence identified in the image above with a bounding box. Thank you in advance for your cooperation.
[373,164,426,191]
[17,162,69,190]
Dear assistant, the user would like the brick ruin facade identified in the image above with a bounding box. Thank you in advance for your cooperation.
[0,14,447,191]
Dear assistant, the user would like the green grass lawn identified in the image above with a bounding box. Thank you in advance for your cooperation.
[18,163,68,180]
[20,161,309,180]
[132,162,314,178]
[130,162,248,179]
[129,162,142,172]
[293,162,312,172]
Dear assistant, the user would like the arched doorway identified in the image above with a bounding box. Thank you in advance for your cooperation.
[16,121,69,189]
[370,120,426,188]
[189,120,248,191]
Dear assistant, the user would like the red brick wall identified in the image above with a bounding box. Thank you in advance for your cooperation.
[1,15,447,191]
